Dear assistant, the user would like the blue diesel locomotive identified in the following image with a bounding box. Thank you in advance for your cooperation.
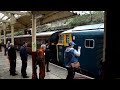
[56,23,104,78]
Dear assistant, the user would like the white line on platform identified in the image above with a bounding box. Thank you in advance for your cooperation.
[50,62,94,79]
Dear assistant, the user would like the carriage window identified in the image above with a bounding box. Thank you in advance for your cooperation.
[85,39,94,48]
[66,34,70,43]
[58,35,64,44]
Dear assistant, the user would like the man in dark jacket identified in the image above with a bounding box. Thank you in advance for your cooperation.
[45,44,51,72]
[8,43,17,76]
[20,42,29,78]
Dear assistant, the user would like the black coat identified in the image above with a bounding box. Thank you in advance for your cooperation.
[20,46,28,60]
[8,47,16,60]
[45,48,51,62]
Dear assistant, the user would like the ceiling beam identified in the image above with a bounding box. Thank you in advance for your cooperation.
[41,11,77,25]
[43,11,59,19]
[16,19,28,28]
[0,11,78,32]
[5,11,30,15]
[1,15,5,20]
[0,20,9,23]
[0,11,11,18]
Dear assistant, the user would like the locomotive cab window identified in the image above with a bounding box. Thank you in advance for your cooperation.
[85,39,94,48]
[58,35,64,44]
[64,34,72,46]
[66,34,70,43]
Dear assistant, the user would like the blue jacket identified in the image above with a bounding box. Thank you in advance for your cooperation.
[64,48,79,67]
[20,46,28,60]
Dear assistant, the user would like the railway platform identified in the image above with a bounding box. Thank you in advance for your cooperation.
[0,47,93,79]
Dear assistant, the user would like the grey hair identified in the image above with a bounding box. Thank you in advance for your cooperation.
[41,44,46,48]
[10,43,14,46]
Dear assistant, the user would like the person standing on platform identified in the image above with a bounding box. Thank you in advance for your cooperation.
[45,44,51,72]
[20,42,29,78]
[6,41,11,63]
[8,43,17,76]
[6,41,10,54]
[64,41,81,79]
[36,44,46,79]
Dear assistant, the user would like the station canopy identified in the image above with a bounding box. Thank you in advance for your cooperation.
[0,11,78,33]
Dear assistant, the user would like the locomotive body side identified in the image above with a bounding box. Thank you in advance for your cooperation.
[56,23,104,78]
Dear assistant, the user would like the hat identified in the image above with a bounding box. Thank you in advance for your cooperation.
[68,41,76,46]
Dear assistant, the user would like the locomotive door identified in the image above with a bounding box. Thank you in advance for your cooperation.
[57,45,64,66]
[57,34,64,66]
[57,34,72,66]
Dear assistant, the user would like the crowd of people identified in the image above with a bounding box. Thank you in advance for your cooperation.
[6,40,81,79]
[6,40,51,79]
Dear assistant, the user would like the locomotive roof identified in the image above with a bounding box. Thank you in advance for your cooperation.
[62,23,104,34]
[73,23,104,30]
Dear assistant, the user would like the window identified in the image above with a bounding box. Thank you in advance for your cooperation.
[66,34,70,44]
[85,39,94,48]
[2,16,8,20]
[58,35,64,44]
[0,13,4,18]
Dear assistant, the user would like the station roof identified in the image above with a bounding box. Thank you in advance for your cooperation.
[0,11,78,33]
